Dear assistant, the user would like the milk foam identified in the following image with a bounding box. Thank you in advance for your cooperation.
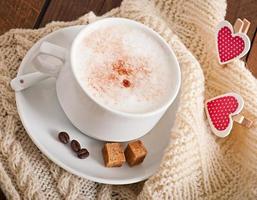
[73,24,173,113]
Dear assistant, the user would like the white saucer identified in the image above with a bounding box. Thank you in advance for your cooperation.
[15,25,180,185]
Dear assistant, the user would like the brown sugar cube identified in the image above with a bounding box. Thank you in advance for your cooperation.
[102,143,126,167]
[125,140,147,166]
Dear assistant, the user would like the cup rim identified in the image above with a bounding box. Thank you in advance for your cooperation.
[70,17,181,118]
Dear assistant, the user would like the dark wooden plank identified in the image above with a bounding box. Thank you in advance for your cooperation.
[247,29,257,77]
[226,0,257,41]
[0,0,46,35]
[0,188,5,200]
[39,0,122,27]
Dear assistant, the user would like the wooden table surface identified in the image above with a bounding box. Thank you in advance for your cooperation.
[0,0,256,198]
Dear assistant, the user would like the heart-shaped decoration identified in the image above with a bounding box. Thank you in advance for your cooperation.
[216,21,250,64]
[205,92,244,137]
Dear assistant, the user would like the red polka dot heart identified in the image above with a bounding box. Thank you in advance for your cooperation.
[205,92,244,137]
[216,20,250,64]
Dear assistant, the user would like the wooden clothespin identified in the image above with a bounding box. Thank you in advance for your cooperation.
[205,92,253,138]
[232,114,253,128]
[216,19,251,64]
[233,18,251,34]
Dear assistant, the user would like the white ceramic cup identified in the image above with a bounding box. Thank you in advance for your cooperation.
[34,18,181,142]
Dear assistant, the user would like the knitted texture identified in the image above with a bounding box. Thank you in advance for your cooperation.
[0,0,257,199]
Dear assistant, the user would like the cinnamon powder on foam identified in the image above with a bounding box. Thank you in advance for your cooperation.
[81,26,164,106]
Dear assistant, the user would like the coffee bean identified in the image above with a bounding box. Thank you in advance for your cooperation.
[58,132,70,144]
[77,148,89,159]
[71,140,81,152]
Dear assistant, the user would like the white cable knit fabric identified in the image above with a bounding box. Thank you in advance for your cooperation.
[0,0,257,199]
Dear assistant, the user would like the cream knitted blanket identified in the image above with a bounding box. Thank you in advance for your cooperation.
[0,0,257,199]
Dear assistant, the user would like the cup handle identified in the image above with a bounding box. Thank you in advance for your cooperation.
[11,42,68,92]
[35,42,68,75]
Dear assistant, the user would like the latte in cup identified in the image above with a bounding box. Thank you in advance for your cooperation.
[73,23,173,114]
